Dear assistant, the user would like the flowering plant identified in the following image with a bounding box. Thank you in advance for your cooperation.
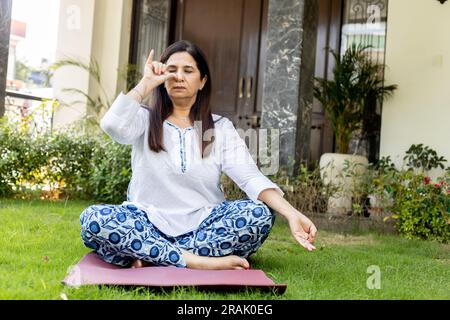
[388,170,450,242]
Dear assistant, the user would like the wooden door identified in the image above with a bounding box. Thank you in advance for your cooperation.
[173,0,266,129]
[310,0,342,163]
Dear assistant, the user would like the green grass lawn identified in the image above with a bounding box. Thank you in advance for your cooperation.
[0,198,448,300]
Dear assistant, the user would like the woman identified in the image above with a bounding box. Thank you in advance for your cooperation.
[80,40,317,270]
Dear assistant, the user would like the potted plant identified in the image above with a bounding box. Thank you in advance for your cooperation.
[313,44,397,215]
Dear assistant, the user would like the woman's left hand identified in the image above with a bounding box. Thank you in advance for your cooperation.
[287,211,317,251]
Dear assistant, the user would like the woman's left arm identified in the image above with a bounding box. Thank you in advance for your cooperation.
[218,118,317,251]
[258,188,317,251]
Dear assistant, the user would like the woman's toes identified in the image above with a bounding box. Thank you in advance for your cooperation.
[232,257,249,269]
[241,258,250,269]
[131,259,143,268]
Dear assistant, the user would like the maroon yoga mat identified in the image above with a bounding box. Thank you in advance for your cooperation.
[63,252,287,294]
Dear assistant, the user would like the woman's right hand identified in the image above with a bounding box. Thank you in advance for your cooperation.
[135,49,177,98]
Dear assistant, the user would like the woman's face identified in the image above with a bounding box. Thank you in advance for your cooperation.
[164,51,207,100]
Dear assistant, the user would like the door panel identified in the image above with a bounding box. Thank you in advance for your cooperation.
[235,0,262,129]
[310,0,342,163]
[174,0,264,129]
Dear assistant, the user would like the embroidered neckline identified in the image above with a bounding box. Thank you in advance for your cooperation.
[164,120,193,173]
[164,119,194,131]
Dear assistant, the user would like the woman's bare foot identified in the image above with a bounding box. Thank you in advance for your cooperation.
[180,249,250,270]
[130,259,152,268]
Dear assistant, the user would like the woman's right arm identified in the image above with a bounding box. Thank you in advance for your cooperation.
[100,49,176,145]
[99,89,149,145]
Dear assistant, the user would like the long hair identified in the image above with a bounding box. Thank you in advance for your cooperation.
[147,40,215,158]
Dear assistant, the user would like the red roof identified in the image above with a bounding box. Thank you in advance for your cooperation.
[11,19,26,38]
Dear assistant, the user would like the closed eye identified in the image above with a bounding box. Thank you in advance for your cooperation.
[167,67,195,73]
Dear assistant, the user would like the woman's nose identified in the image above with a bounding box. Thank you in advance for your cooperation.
[176,70,184,81]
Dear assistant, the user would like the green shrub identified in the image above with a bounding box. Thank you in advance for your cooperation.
[382,147,449,242]
[221,163,337,215]
[348,156,398,217]
[403,144,446,172]
[270,164,337,215]
[347,151,450,242]
[220,174,246,200]
[389,170,450,242]
[0,120,48,197]
[3,120,448,243]
[0,120,132,203]
[44,128,97,199]
[88,138,132,203]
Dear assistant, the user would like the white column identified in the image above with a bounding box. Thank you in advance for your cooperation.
[52,0,95,128]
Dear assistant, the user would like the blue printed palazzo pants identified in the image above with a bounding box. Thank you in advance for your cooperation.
[79,199,275,267]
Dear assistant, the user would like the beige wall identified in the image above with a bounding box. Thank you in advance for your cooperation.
[381,0,450,174]
[53,0,96,127]
[88,0,133,104]
[53,0,132,127]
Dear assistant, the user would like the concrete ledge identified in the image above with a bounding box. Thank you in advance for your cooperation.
[304,212,398,234]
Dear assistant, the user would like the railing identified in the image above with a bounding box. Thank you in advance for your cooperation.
[3,90,58,136]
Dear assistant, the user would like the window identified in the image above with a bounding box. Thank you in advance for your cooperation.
[340,0,389,161]
[341,0,388,66]
[129,0,172,89]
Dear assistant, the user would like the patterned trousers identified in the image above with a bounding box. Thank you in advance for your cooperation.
[80,199,275,267]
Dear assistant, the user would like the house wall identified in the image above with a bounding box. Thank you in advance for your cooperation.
[381,0,450,175]
[53,0,132,127]
[88,0,133,104]
[53,0,95,127]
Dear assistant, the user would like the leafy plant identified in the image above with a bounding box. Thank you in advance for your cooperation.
[389,170,450,243]
[221,162,337,215]
[14,59,32,82]
[313,44,397,153]
[269,163,338,215]
[0,120,132,203]
[341,159,371,216]
[118,63,143,93]
[341,148,450,242]
[373,155,397,173]
[88,138,132,203]
[403,144,447,172]
[49,58,111,132]
[49,58,141,132]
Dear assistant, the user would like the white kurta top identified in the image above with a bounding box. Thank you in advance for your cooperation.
[100,92,284,236]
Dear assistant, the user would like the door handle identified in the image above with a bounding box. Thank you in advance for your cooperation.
[246,76,253,98]
[238,77,245,98]
[245,114,260,128]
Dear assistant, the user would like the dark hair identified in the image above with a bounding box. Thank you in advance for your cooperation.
[147,40,215,158]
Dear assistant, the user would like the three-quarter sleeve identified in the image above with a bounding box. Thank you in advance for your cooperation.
[100,92,149,145]
[219,119,284,204]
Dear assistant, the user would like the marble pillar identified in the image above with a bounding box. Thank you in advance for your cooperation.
[0,0,13,117]
[260,0,318,175]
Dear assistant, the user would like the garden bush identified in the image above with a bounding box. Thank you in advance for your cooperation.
[0,120,131,203]
[0,120,48,197]
[2,118,448,242]
[269,164,337,215]
[345,151,450,243]
[88,139,132,203]
[388,169,450,242]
